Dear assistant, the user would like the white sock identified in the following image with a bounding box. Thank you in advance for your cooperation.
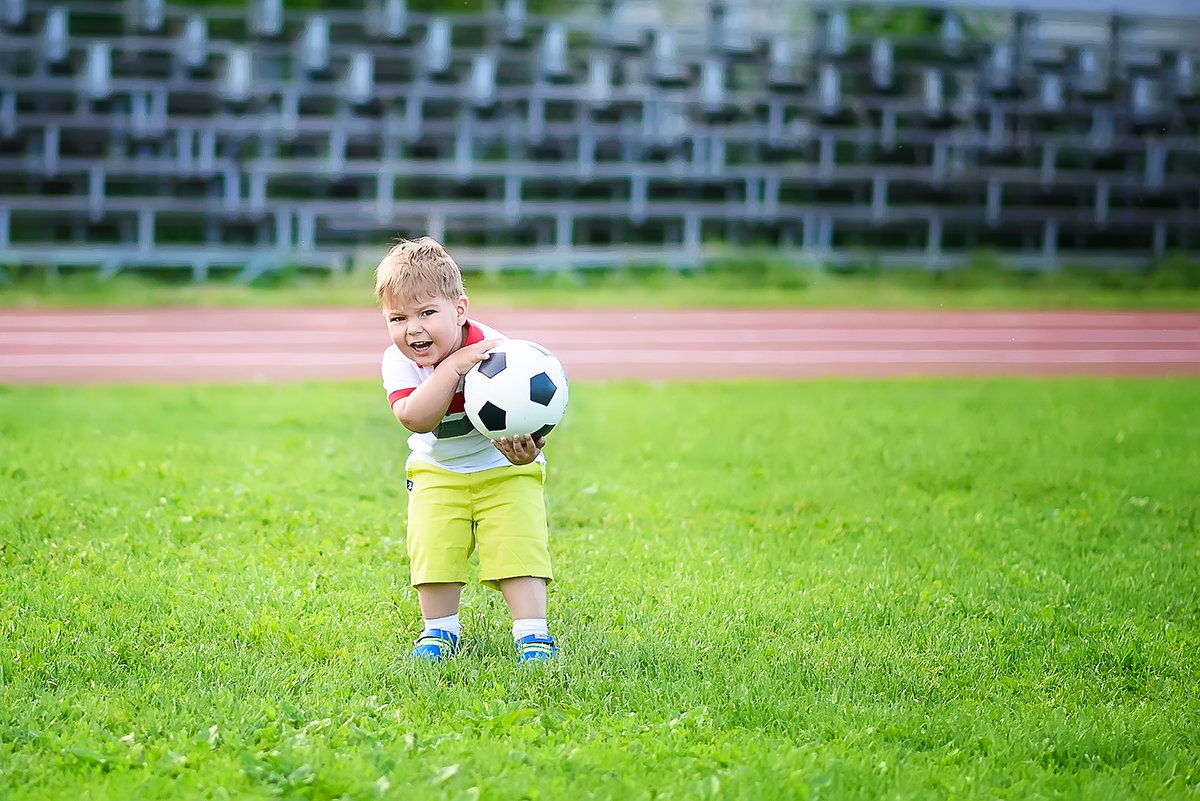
[423,614,460,637]
[512,618,549,641]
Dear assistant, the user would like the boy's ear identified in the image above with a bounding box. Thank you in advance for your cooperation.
[456,295,470,324]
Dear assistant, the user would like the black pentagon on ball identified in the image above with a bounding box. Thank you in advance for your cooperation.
[478,351,507,378]
[529,372,557,407]
[478,401,507,431]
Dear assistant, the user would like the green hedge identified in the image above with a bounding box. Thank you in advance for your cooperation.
[173,0,576,14]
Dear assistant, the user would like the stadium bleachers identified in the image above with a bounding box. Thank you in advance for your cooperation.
[1,0,1198,279]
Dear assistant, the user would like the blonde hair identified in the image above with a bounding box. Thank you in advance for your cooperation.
[374,236,466,307]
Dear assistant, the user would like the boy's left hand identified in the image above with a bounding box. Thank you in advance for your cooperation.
[494,434,545,465]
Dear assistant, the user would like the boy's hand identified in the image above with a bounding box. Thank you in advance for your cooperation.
[449,337,504,376]
[494,434,546,465]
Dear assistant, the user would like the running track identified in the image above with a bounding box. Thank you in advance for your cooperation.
[1,308,1198,383]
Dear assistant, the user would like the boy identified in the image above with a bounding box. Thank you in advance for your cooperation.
[375,237,558,663]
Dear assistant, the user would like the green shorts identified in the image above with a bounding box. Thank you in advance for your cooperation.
[405,460,552,590]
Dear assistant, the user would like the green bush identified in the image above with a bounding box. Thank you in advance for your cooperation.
[174,0,575,14]
[1148,253,1200,290]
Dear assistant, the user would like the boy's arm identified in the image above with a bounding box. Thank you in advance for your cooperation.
[391,338,501,432]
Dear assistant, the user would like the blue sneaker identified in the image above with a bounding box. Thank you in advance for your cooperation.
[515,634,558,663]
[412,629,459,662]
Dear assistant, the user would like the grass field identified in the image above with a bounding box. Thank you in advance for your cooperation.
[2,377,1198,799]
[4,254,1200,310]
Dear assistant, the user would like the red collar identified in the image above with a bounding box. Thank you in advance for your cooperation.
[463,321,486,347]
[416,321,484,368]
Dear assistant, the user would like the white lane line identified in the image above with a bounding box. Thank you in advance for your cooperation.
[0,314,152,329]
[0,312,378,329]
[455,328,1200,346]
[0,331,391,346]
[3,328,1199,347]
[466,310,1200,327]
[564,349,1200,364]
[0,352,383,367]
[459,311,1200,330]
[4,311,1199,332]
[2,349,1199,369]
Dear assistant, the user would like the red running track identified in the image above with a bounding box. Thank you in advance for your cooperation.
[1,307,1198,384]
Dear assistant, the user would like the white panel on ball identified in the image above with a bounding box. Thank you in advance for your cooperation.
[463,339,568,440]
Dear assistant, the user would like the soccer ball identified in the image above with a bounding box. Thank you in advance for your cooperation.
[463,339,569,441]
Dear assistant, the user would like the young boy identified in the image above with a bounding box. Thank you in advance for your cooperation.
[375,237,558,663]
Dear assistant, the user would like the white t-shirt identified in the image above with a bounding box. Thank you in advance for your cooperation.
[382,319,542,472]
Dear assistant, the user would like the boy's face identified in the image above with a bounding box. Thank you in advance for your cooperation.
[383,292,470,366]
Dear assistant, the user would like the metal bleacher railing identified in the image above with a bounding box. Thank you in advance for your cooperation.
[0,0,1198,281]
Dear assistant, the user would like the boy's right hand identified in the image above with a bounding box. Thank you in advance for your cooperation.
[449,337,504,376]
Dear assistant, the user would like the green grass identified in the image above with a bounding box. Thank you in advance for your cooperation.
[4,253,1200,310]
[2,378,1198,799]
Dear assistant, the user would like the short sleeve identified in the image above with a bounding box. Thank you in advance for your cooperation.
[382,346,422,406]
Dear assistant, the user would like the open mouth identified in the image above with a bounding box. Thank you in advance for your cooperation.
[410,340,433,357]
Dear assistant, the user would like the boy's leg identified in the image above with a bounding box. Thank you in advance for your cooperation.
[406,462,473,661]
[474,463,557,661]
[412,582,464,661]
[418,582,464,619]
[499,576,546,620]
[500,576,557,662]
